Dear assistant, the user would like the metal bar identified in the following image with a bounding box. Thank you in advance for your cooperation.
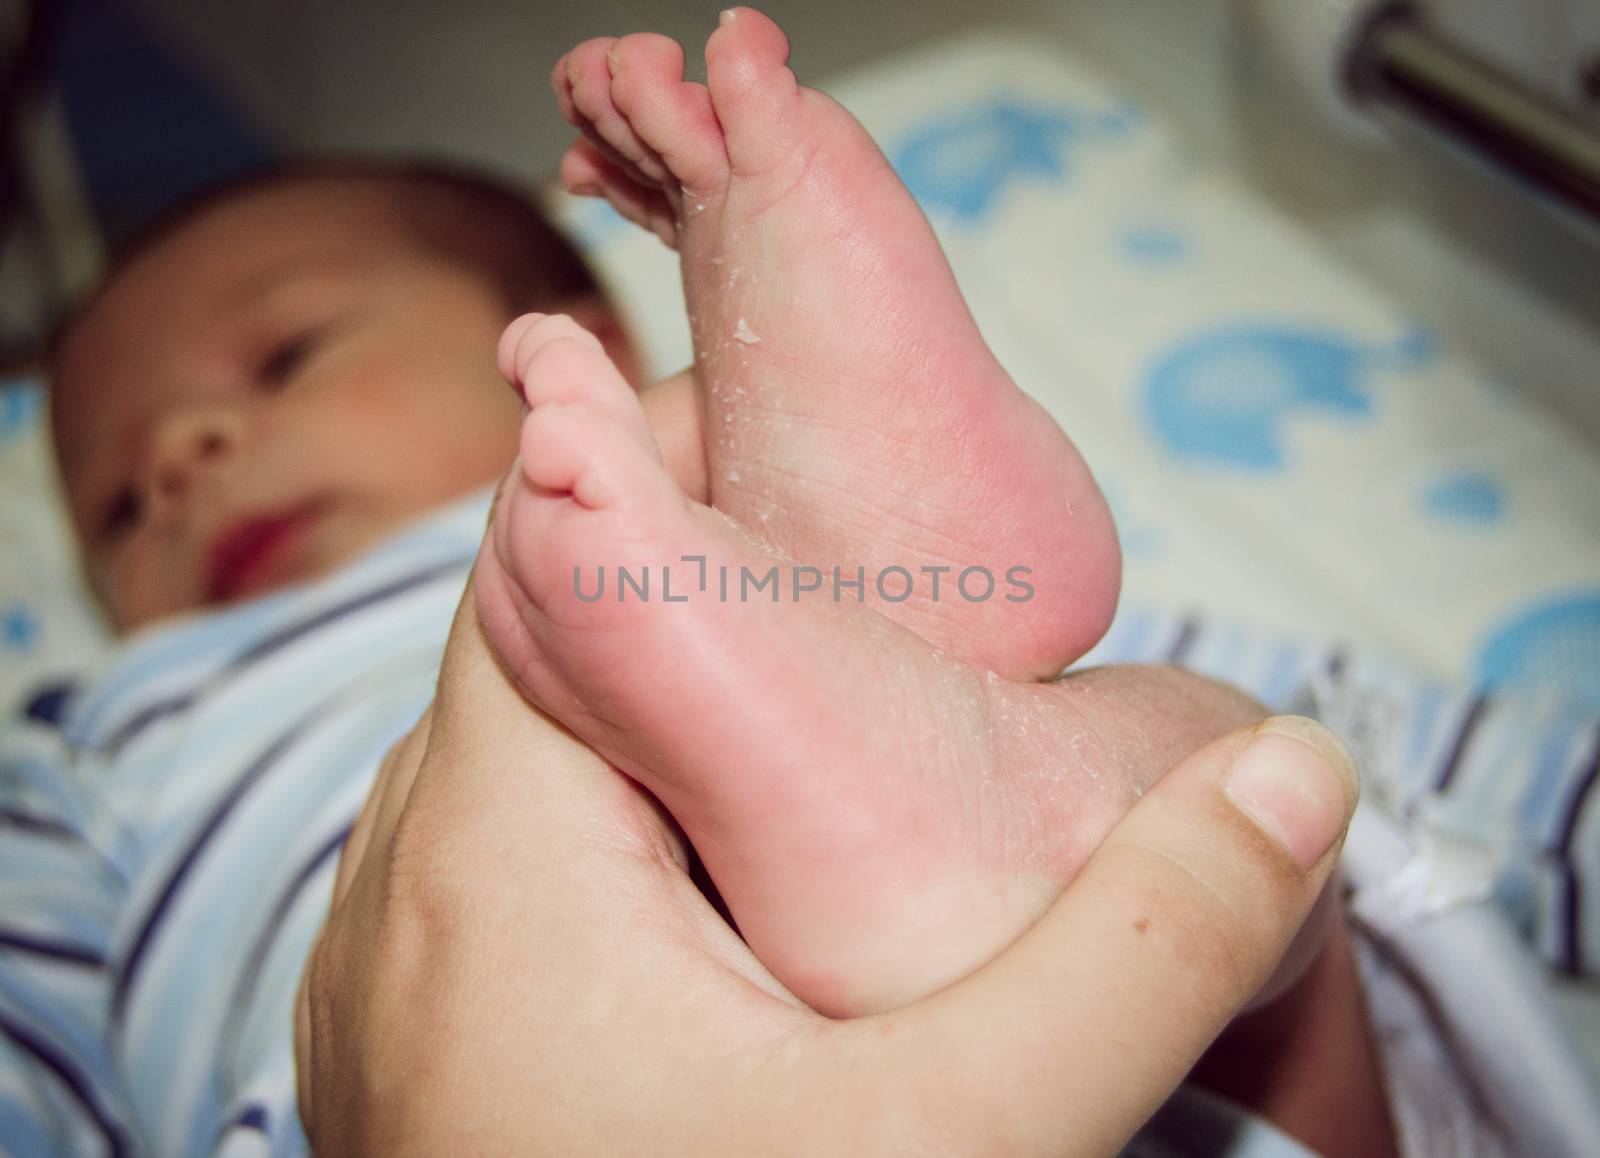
[1349,6,1600,221]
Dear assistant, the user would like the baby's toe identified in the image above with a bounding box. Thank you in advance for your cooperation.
[508,315,653,446]
[608,34,727,195]
[558,142,679,247]
[703,8,803,175]
[565,37,669,186]
[519,400,671,515]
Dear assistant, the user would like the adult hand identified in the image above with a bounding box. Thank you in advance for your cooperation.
[295,578,1357,1157]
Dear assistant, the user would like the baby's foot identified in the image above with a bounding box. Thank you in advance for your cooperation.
[552,9,1120,681]
[475,318,1263,1015]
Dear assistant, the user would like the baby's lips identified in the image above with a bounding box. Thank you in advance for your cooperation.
[204,501,324,605]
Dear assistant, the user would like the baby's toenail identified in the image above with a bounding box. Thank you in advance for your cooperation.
[605,48,619,74]
[719,8,737,26]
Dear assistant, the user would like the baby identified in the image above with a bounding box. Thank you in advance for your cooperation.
[35,17,1397,1157]
[49,159,636,630]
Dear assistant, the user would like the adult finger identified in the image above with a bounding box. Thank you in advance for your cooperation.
[837,715,1359,1157]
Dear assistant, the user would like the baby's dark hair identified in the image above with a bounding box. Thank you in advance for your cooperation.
[49,157,604,358]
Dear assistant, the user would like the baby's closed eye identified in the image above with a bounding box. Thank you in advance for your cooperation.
[100,488,143,539]
[256,331,320,390]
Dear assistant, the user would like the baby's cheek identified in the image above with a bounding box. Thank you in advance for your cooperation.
[106,539,198,631]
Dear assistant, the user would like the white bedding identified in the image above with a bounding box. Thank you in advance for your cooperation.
[0,380,108,714]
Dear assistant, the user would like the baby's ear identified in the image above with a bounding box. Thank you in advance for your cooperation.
[563,297,642,387]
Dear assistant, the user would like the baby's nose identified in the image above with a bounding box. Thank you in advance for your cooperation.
[144,407,244,512]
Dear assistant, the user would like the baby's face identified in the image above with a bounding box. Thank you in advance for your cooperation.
[52,181,525,632]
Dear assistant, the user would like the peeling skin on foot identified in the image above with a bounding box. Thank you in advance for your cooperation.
[522,7,1143,1015]
[553,6,1121,683]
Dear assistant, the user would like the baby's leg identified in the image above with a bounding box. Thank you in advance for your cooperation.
[475,318,1269,1015]
[546,9,1120,681]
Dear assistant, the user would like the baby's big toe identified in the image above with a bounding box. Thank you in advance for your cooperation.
[519,402,656,512]
[502,314,654,442]
[703,7,802,175]
[501,314,669,513]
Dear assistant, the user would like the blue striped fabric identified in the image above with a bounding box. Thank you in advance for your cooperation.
[0,494,487,1156]
[0,486,1593,1155]
[1079,607,1600,976]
